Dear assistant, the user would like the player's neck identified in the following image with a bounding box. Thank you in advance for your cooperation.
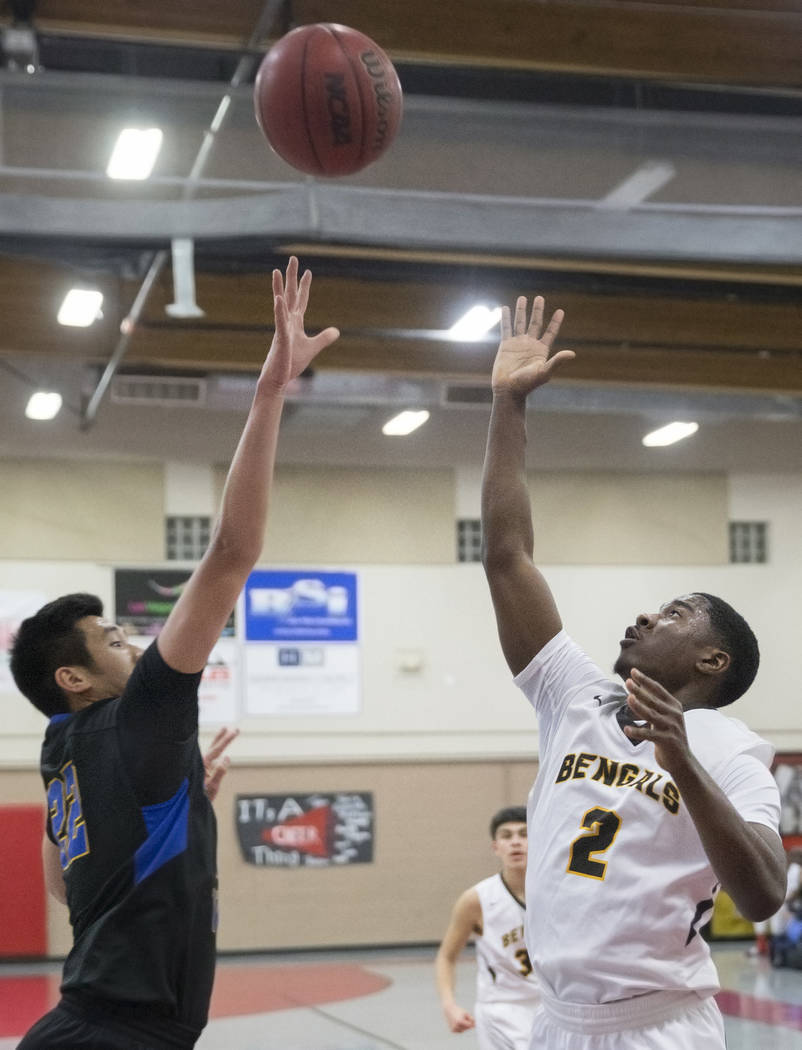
[501,868,526,902]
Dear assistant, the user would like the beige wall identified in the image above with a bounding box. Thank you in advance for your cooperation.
[216,464,457,565]
[0,460,164,562]
[529,472,727,564]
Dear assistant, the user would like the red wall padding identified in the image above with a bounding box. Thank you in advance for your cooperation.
[0,805,47,956]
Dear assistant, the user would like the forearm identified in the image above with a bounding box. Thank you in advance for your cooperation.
[481,389,534,566]
[672,755,785,920]
[435,949,458,1007]
[212,380,285,566]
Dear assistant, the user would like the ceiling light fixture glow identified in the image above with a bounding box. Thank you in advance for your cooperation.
[57,288,104,327]
[642,421,699,447]
[106,127,163,180]
[25,391,63,421]
[448,305,502,341]
[382,409,430,436]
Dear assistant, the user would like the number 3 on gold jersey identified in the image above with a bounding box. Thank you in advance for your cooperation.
[567,807,621,880]
[47,761,90,870]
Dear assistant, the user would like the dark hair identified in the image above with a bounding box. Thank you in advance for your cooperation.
[694,592,760,708]
[10,593,103,717]
[490,806,527,838]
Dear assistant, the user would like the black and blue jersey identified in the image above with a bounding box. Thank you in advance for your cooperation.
[40,641,216,1048]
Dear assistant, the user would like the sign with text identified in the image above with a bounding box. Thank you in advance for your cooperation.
[235,792,374,867]
[243,570,360,716]
[244,570,357,642]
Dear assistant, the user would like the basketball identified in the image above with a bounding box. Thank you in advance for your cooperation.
[253,23,403,177]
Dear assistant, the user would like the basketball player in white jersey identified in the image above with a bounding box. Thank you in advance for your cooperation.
[436,806,540,1049]
[480,294,786,1050]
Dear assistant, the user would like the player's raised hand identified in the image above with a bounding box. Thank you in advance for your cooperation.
[261,256,340,392]
[443,1001,476,1033]
[491,295,574,396]
[622,669,693,774]
[203,726,239,802]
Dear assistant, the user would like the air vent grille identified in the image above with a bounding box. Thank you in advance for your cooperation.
[442,384,492,407]
[111,375,207,407]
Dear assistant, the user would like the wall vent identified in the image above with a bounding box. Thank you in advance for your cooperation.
[442,384,492,407]
[111,375,207,407]
[729,521,768,564]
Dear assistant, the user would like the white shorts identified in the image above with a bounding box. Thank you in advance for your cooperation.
[475,1000,540,1050]
[530,992,724,1050]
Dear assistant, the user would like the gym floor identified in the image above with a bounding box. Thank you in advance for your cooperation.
[2,943,802,1049]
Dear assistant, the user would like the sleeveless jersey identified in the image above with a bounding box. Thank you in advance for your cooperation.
[40,641,216,1046]
[514,630,780,1005]
[474,874,541,1004]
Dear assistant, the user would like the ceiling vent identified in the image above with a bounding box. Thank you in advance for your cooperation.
[111,375,207,407]
[442,383,492,408]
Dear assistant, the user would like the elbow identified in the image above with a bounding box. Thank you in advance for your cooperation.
[738,885,786,924]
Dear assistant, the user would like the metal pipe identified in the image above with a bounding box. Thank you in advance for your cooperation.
[80,0,285,429]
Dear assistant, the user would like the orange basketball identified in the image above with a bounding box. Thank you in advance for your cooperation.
[253,23,403,177]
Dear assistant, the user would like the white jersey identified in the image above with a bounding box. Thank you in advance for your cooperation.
[515,630,781,1006]
[474,874,540,1005]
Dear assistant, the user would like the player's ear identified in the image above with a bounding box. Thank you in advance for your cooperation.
[55,665,93,696]
[696,648,730,677]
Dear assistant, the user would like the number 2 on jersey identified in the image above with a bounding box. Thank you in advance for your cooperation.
[47,761,90,870]
[567,807,621,880]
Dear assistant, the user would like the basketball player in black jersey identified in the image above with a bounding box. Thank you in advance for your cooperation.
[10,258,339,1050]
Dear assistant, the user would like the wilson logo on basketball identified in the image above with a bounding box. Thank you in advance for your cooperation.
[324,73,352,145]
[360,50,396,152]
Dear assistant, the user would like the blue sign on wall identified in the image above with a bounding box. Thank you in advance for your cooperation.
[244,570,358,642]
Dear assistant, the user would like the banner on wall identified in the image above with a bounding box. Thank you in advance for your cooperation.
[114,568,235,636]
[0,589,46,690]
[243,570,360,716]
[235,791,374,867]
[114,569,239,724]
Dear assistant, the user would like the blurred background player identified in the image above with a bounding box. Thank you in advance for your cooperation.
[435,806,540,1049]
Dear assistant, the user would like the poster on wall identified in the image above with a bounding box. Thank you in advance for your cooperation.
[114,569,239,724]
[773,753,802,849]
[235,791,373,867]
[0,589,46,691]
[243,570,360,716]
[114,569,235,637]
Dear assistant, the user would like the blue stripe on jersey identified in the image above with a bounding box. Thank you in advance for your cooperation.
[49,713,73,725]
[134,778,190,885]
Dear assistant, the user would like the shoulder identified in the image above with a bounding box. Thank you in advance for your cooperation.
[514,629,614,705]
[686,709,774,772]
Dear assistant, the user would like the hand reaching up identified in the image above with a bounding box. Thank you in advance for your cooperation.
[491,295,574,397]
[261,256,340,393]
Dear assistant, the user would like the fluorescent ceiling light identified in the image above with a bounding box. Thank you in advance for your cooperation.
[57,288,103,327]
[382,410,430,436]
[25,391,62,421]
[598,161,676,210]
[106,127,163,180]
[642,421,699,447]
[448,305,502,341]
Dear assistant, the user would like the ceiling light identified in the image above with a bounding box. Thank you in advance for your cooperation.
[382,410,430,436]
[57,288,103,327]
[448,305,502,341]
[106,128,163,180]
[598,161,676,210]
[25,391,62,421]
[642,421,699,447]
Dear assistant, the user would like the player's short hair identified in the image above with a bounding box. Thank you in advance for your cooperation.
[490,806,527,838]
[10,593,104,717]
[694,592,760,708]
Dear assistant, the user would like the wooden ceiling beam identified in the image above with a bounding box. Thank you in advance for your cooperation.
[13,0,802,87]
